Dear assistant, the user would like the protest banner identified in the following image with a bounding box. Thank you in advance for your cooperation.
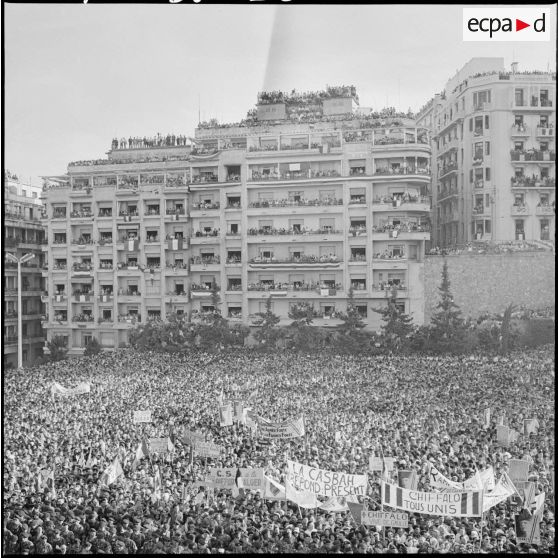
[286,460,367,498]
[133,410,152,424]
[219,404,233,427]
[482,472,516,512]
[523,418,539,436]
[429,464,462,492]
[233,401,244,422]
[149,438,169,453]
[508,459,530,486]
[361,511,409,528]
[285,476,318,509]
[194,441,222,459]
[262,475,286,500]
[208,468,238,489]
[515,510,541,544]
[483,407,491,428]
[382,482,483,517]
[182,429,205,446]
[496,425,511,446]
[237,468,265,490]
[369,456,395,472]
[258,416,305,439]
[51,381,91,397]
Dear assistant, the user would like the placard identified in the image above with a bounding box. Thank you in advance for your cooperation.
[361,511,409,528]
[133,410,152,423]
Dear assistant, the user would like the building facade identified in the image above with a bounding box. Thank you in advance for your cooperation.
[42,87,432,355]
[416,58,555,248]
[4,171,46,368]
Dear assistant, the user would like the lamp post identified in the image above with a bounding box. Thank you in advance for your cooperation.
[5,252,35,368]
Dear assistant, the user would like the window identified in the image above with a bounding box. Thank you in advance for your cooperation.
[175,283,184,295]
[515,89,524,106]
[515,220,525,240]
[319,218,335,232]
[540,142,549,152]
[514,141,524,151]
[356,305,368,318]
[485,168,491,181]
[484,115,489,129]
[540,219,550,240]
[484,220,491,234]
[485,142,490,156]
[515,115,524,126]
[228,223,239,234]
[394,302,406,313]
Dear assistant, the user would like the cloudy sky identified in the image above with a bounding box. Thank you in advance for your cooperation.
[4,3,556,184]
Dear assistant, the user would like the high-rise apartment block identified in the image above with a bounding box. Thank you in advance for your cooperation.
[41,86,432,354]
[417,58,555,247]
[4,171,46,368]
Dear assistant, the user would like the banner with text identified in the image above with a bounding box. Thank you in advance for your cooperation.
[382,482,483,517]
[194,441,223,458]
[287,460,367,498]
[133,410,152,424]
[258,416,305,439]
[361,511,409,528]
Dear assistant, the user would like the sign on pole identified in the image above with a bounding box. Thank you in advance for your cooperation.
[361,511,409,528]
[133,410,152,424]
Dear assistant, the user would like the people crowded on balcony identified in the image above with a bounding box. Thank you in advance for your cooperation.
[248,197,342,208]
[247,226,339,236]
[190,255,221,265]
[194,228,220,237]
[70,208,93,218]
[72,313,94,322]
[375,280,407,291]
[165,261,187,270]
[190,144,218,156]
[373,248,407,260]
[190,283,218,291]
[111,134,188,151]
[191,173,218,184]
[511,175,555,188]
[250,253,339,264]
[247,280,342,291]
[192,201,220,209]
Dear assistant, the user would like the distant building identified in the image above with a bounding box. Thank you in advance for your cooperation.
[41,87,432,355]
[3,171,46,368]
[417,58,555,248]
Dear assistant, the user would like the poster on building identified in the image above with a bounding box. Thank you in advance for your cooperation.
[133,410,152,424]
[382,482,483,517]
[286,460,367,498]
[361,511,409,528]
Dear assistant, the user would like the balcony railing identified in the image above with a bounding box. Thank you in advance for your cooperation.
[70,211,93,219]
[511,177,555,188]
[372,223,430,233]
[511,203,529,216]
[511,124,529,136]
[143,210,160,217]
[372,195,430,206]
[249,256,341,265]
[190,285,219,292]
[145,237,160,243]
[349,227,367,236]
[247,228,342,236]
[52,212,67,219]
[72,315,95,323]
[438,162,458,177]
[193,230,220,238]
[226,258,242,264]
[71,238,94,245]
[190,175,219,185]
[375,167,431,177]
[536,204,555,215]
[247,282,342,293]
[72,264,92,272]
[511,150,556,162]
[536,126,555,137]
[248,198,343,208]
[118,315,141,323]
[192,202,220,210]
[474,179,485,189]
[249,170,341,182]
[190,256,221,265]
[165,208,186,215]
[98,211,113,218]
[372,284,407,292]
[226,285,243,292]
[119,290,142,297]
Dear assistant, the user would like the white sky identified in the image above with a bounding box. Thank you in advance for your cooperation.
[4,3,556,184]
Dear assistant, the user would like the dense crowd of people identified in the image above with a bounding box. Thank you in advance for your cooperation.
[3,347,555,554]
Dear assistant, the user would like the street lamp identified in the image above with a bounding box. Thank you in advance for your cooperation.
[5,252,35,368]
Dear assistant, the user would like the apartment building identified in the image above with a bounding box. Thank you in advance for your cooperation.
[4,171,46,368]
[416,58,555,248]
[42,87,431,355]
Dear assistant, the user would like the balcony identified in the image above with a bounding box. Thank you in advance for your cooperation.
[511,149,555,163]
[248,170,341,183]
[98,294,114,303]
[72,293,94,302]
[118,291,142,302]
[190,256,220,267]
[536,126,555,138]
[511,124,529,138]
[52,294,68,303]
[511,203,530,216]
[371,196,430,212]
[70,210,93,220]
[143,210,161,218]
[472,207,490,218]
[72,315,95,324]
[69,186,92,197]
[116,263,141,273]
[165,292,190,303]
[374,167,431,178]
[438,162,458,178]
[117,315,141,325]
[118,211,139,221]
[473,102,491,112]
[536,204,555,215]
[165,208,186,221]
[190,175,219,185]
[247,199,343,210]
[98,317,114,324]
[247,228,343,238]
[511,177,555,189]
[246,283,343,298]
[72,264,93,276]
[248,256,342,269]
[372,285,408,293]
[191,202,220,213]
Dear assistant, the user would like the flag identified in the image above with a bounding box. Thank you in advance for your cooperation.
[463,469,483,491]
[285,476,318,509]
[483,408,491,428]
[100,458,123,487]
[263,475,286,500]
[398,470,418,490]
[153,465,162,500]
[480,466,496,492]
[100,440,106,455]
[168,429,176,453]
[85,448,95,468]
[132,439,150,470]
[319,497,349,513]
[219,404,233,427]
[347,501,364,526]
[127,238,139,251]
[524,418,539,436]
[167,238,183,251]
[36,469,55,495]
[77,452,85,468]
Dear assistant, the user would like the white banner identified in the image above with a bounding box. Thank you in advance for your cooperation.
[194,441,222,458]
[208,468,237,489]
[133,410,152,423]
[238,468,265,490]
[51,381,91,396]
[382,482,483,517]
[369,456,395,472]
[287,460,367,498]
[149,438,169,453]
[361,511,409,528]
[258,417,305,439]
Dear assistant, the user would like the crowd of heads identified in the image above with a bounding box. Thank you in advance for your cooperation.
[3,346,555,554]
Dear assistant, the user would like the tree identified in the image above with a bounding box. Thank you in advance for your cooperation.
[338,287,366,333]
[84,337,102,356]
[46,335,68,362]
[499,303,515,355]
[335,287,371,353]
[373,286,414,351]
[253,296,283,349]
[429,260,468,353]
[129,312,196,352]
[288,301,316,327]
[287,301,325,352]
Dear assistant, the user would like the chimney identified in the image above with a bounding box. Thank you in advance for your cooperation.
[511,62,518,74]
